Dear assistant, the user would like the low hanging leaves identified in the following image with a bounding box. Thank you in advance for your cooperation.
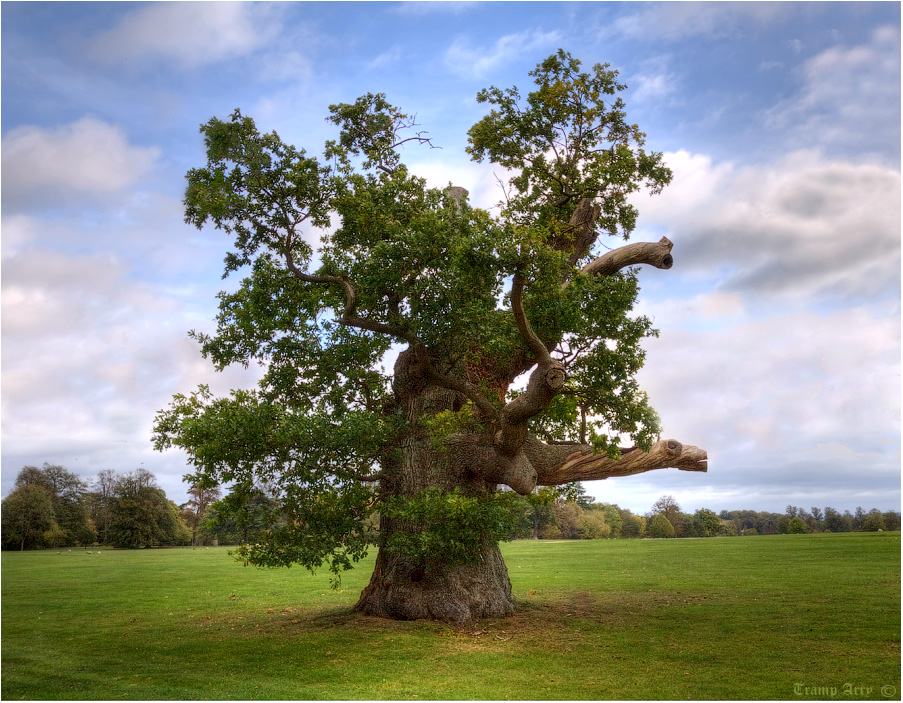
[379,488,526,566]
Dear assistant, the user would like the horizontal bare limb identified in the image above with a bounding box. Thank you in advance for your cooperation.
[573,236,674,282]
[526,437,707,485]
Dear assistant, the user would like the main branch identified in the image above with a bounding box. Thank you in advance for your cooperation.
[525,437,707,485]
[576,236,674,281]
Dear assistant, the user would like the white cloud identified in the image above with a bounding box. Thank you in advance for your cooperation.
[764,27,901,156]
[391,2,476,16]
[406,156,513,211]
[89,2,283,67]
[611,301,901,513]
[444,29,562,79]
[1,246,263,500]
[614,2,789,41]
[366,46,404,72]
[1,118,160,211]
[629,55,679,104]
[632,149,901,304]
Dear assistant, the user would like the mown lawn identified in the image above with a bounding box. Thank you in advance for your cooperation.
[2,532,899,700]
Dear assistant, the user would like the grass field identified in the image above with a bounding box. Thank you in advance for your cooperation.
[2,532,899,700]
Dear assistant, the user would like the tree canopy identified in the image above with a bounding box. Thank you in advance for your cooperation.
[153,51,707,620]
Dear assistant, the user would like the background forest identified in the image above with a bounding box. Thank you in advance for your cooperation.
[3,462,897,551]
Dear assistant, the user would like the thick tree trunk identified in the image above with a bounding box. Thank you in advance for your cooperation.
[354,529,513,622]
[354,350,515,622]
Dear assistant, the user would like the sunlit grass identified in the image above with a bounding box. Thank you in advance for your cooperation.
[2,533,899,700]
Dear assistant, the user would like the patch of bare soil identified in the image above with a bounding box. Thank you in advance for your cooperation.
[201,589,703,645]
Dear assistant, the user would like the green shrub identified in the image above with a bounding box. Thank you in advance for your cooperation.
[647,513,675,538]
[578,510,611,539]
[786,517,808,534]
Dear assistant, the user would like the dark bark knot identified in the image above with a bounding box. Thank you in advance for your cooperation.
[544,365,566,390]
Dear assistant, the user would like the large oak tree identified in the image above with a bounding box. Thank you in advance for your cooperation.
[154,51,707,622]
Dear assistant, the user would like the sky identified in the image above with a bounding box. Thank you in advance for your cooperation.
[2,1,900,517]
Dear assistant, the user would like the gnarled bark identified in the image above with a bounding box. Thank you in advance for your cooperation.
[354,351,517,622]
[525,437,708,485]
[576,236,674,280]
[354,532,513,623]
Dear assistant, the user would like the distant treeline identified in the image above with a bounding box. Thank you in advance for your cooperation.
[1,464,197,550]
[2,464,899,550]
[498,487,900,540]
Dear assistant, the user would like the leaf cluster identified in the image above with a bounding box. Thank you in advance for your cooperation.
[467,49,671,237]
[379,487,525,566]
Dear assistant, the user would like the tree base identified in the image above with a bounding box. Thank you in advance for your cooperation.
[354,541,514,623]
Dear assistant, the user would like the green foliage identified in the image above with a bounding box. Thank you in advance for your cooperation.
[1,484,55,550]
[647,512,676,539]
[862,509,888,532]
[786,517,809,534]
[693,508,722,537]
[620,511,646,538]
[229,482,374,588]
[154,385,381,576]
[109,488,186,548]
[156,51,677,575]
[467,48,671,231]
[422,401,480,449]
[205,485,281,545]
[379,488,525,565]
[577,509,611,539]
[185,109,333,275]
[1,464,95,550]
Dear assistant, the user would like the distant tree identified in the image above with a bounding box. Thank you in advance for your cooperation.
[3,464,94,548]
[14,466,54,491]
[862,509,887,532]
[42,522,70,548]
[652,495,681,522]
[552,500,583,539]
[89,469,117,544]
[882,511,900,531]
[808,506,825,532]
[619,511,645,538]
[777,514,791,534]
[647,512,675,538]
[596,504,623,538]
[756,512,779,535]
[693,508,721,537]
[160,498,192,545]
[824,507,852,533]
[786,505,800,518]
[786,517,808,534]
[184,482,222,546]
[1,484,55,550]
[107,470,190,548]
[571,483,595,508]
[651,495,688,536]
[524,486,561,539]
[577,509,610,539]
[842,510,856,530]
[853,506,866,530]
